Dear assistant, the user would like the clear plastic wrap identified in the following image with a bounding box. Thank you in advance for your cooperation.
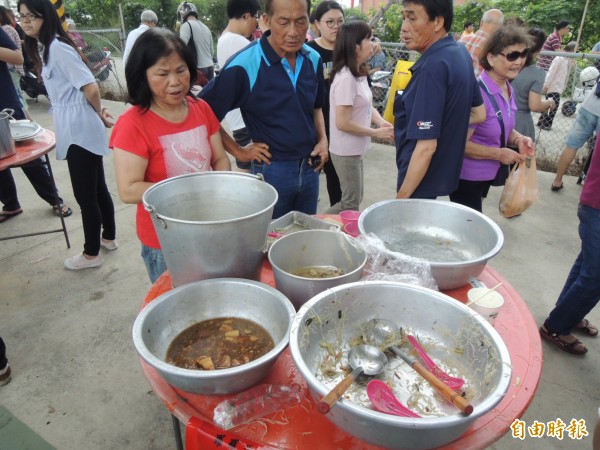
[354,233,438,290]
[213,384,301,430]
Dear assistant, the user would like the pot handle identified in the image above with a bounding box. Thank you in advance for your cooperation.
[0,108,14,119]
[144,204,167,229]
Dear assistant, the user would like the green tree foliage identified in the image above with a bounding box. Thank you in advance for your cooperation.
[455,0,600,51]
[371,3,401,43]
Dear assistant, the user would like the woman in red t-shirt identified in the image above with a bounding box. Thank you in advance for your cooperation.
[110,29,230,283]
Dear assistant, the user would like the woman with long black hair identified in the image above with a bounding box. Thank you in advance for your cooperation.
[17,0,117,269]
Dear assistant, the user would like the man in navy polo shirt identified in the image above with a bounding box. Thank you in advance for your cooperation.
[200,0,328,219]
[394,0,484,199]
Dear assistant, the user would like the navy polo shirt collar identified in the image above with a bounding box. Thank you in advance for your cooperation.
[259,31,309,66]
[410,35,455,74]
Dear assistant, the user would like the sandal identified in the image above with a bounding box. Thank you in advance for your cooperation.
[0,208,23,224]
[574,319,598,337]
[53,204,73,217]
[551,182,563,192]
[539,326,587,355]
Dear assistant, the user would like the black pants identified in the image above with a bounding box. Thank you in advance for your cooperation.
[66,144,115,256]
[199,66,214,81]
[0,160,64,211]
[538,92,561,129]
[323,157,342,206]
[449,179,494,213]
[0,337,6,369]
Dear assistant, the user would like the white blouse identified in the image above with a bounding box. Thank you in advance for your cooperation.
[42,38,109,160]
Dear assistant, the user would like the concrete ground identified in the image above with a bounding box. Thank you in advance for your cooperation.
[1,96,598,450]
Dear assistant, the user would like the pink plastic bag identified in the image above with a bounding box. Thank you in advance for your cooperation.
[499,157,538,218]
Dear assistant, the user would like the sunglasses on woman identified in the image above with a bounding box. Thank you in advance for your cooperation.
[498,48,530,62]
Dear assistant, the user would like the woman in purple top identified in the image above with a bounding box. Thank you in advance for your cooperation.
[540,136,600,355]
[450,27,534,212]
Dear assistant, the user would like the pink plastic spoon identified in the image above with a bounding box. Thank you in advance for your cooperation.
[367,380,421,418]
[407,335,465,391]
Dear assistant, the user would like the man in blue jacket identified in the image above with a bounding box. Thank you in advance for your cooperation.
[200,0,328,219]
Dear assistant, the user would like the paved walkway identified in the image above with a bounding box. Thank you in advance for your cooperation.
[0,96,598,449]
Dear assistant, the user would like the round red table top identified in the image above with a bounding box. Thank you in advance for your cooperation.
[0,129,56,170]
[140,259,542,450]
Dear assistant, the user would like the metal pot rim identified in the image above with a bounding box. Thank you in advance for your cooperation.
[268,229,368,280]
[358,199,504,266]
[141,172,279,225]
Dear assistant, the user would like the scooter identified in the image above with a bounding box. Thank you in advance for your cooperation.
[19,60,47,100]
[82,48,112,82]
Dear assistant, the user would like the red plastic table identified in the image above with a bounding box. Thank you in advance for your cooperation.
[140,259,542,449]
[0,130,70,247]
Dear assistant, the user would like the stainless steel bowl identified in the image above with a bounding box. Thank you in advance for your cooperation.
[289,281,512,450]
[132,278,295,394]
[268,230,367,309]
[358,199,504,289]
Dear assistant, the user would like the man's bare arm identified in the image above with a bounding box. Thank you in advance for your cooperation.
[396,138,437,198]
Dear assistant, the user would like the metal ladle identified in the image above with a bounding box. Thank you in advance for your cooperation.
[364,319,473,416]
[317,344,388,414]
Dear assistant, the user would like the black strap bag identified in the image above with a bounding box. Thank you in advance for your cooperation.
[477,79,517,187]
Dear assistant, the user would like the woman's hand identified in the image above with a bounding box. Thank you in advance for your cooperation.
[100,108,115,128]
[499,147,526,165]
[372,121,394,140]
[515,135,535,157]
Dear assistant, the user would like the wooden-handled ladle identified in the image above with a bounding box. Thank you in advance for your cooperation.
[317,344,388,414]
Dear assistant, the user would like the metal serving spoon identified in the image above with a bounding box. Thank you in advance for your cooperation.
[317,344,388,414]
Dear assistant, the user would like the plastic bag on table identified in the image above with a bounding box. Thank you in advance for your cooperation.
[213,384,301,430]
[499,157,539,218]
[354,233,438,290]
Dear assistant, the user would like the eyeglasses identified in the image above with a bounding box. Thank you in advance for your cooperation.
[322,18,344,29]
[498,48,529,62]
[15,13,40,23]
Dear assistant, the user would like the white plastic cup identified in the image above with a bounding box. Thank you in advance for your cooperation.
[467,287,505,325]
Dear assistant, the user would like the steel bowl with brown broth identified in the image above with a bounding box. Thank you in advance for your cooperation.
[133,278,295,394]
[289,281,512,450]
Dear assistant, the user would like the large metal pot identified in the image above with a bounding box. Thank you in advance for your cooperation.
[289,281,512,449]
[133,278,295,394]
[0,109,16,160]
[142,172,278,287]
[358,199,504,289]
[268,230,367,309]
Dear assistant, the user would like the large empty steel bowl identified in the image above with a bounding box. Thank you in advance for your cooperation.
[358,199,504,289]
[268,230,367,309]
[133,278,295,394]
[289,281,512,450]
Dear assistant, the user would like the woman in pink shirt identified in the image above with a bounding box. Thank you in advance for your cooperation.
[326,20,393,213]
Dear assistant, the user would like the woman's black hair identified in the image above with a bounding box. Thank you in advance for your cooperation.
[525,28,546,66]
[125,28,197,111]
[0,6,12,25]
[17,0,78,70]
[312,1,343,22]
[331,19,371,81]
